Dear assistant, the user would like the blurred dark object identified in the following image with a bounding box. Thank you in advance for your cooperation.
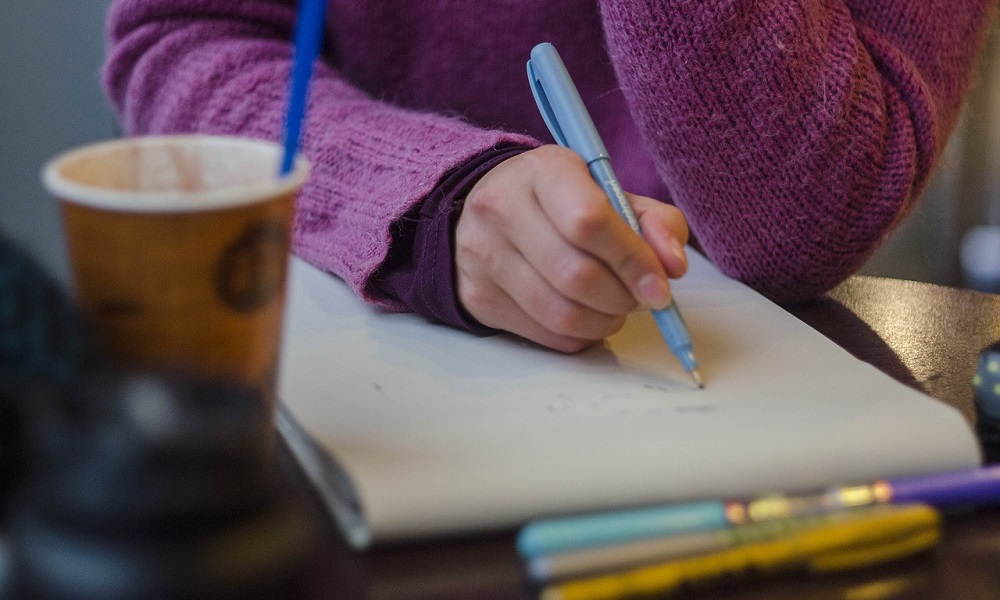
[0,232,313,599]
[961,226,1000,294]
[974,341,1000,453]
[7,368,313,600]
[0,237,99,385]
[0,234,101,510]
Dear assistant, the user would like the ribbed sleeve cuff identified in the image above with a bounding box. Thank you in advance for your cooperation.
[370,144,532,334]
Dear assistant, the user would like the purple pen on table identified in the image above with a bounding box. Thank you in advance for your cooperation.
[839,464,1000,507]
[724,464,1000,524]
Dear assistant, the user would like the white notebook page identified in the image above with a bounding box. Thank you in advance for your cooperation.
[277,253,980,549]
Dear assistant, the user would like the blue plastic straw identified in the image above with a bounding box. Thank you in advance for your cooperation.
[281,0,327,176]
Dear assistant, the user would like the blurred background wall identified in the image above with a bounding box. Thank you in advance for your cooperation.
[0,1,119,288]
[860,24,1000,291]
[0,2,997,295]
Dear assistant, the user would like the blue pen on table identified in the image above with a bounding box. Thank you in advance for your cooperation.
[526,42,703,388]
[517,463,1000,558]
[280,0,327,176]
[537,504,941,600]
[527,504,938,583]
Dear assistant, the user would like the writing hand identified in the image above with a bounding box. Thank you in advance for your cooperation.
[455,145,689,353]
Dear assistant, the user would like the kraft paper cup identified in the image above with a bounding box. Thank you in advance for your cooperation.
[42,135,309,400]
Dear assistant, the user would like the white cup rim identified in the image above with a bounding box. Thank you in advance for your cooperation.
[42,134,310,213]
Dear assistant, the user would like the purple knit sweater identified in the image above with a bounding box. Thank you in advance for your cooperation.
[103,0,995,313]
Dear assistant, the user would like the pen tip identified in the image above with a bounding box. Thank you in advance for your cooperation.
[691,369,704,389]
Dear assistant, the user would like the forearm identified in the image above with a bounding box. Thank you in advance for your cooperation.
[600,0,996,302]
[103,0,537,307]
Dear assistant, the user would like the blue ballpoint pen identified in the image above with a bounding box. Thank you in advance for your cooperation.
[527,42,703,387]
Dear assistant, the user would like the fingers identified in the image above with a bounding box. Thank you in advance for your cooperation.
[526,148,682,310]
[456,178,629,350]
[630,194,689,279]
[454,144,691,353]
[501,187,637,316]
[456,249,627,353]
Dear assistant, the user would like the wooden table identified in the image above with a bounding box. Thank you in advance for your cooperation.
[285,275,1000,600]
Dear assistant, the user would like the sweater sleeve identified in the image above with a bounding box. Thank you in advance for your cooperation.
[102,0,538,311]
[370,145,531,334]
[599,0,997,303]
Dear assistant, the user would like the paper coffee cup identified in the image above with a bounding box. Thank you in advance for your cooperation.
[42,135,309,397]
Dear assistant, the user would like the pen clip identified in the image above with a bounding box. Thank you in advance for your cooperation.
[527,60,570,148]
[526,43,610,164]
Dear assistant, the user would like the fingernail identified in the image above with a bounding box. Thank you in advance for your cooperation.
[637,274,671,309]
[671,239,687,266]
[670,239,687,263]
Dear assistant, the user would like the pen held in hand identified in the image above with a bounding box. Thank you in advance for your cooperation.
[527,42,703,388]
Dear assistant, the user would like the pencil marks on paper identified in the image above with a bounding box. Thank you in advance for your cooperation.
[543,382,722,417]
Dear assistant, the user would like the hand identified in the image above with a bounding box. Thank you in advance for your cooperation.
[455,145,689,353]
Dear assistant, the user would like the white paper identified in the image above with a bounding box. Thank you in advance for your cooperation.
[277,253,981,549]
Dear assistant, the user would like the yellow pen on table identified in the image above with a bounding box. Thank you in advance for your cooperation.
[538,503,940,600]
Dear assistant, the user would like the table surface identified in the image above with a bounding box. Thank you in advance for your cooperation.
[284,275,1000,600]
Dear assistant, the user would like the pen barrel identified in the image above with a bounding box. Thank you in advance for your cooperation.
[516,501,729,558]
[888,467,1000,507]
[588,160,640,233]
[651,303,697,372]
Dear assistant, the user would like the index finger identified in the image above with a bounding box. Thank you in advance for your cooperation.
[532,158,673,310]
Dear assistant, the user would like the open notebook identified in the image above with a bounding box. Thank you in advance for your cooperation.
[276,253,981,550]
